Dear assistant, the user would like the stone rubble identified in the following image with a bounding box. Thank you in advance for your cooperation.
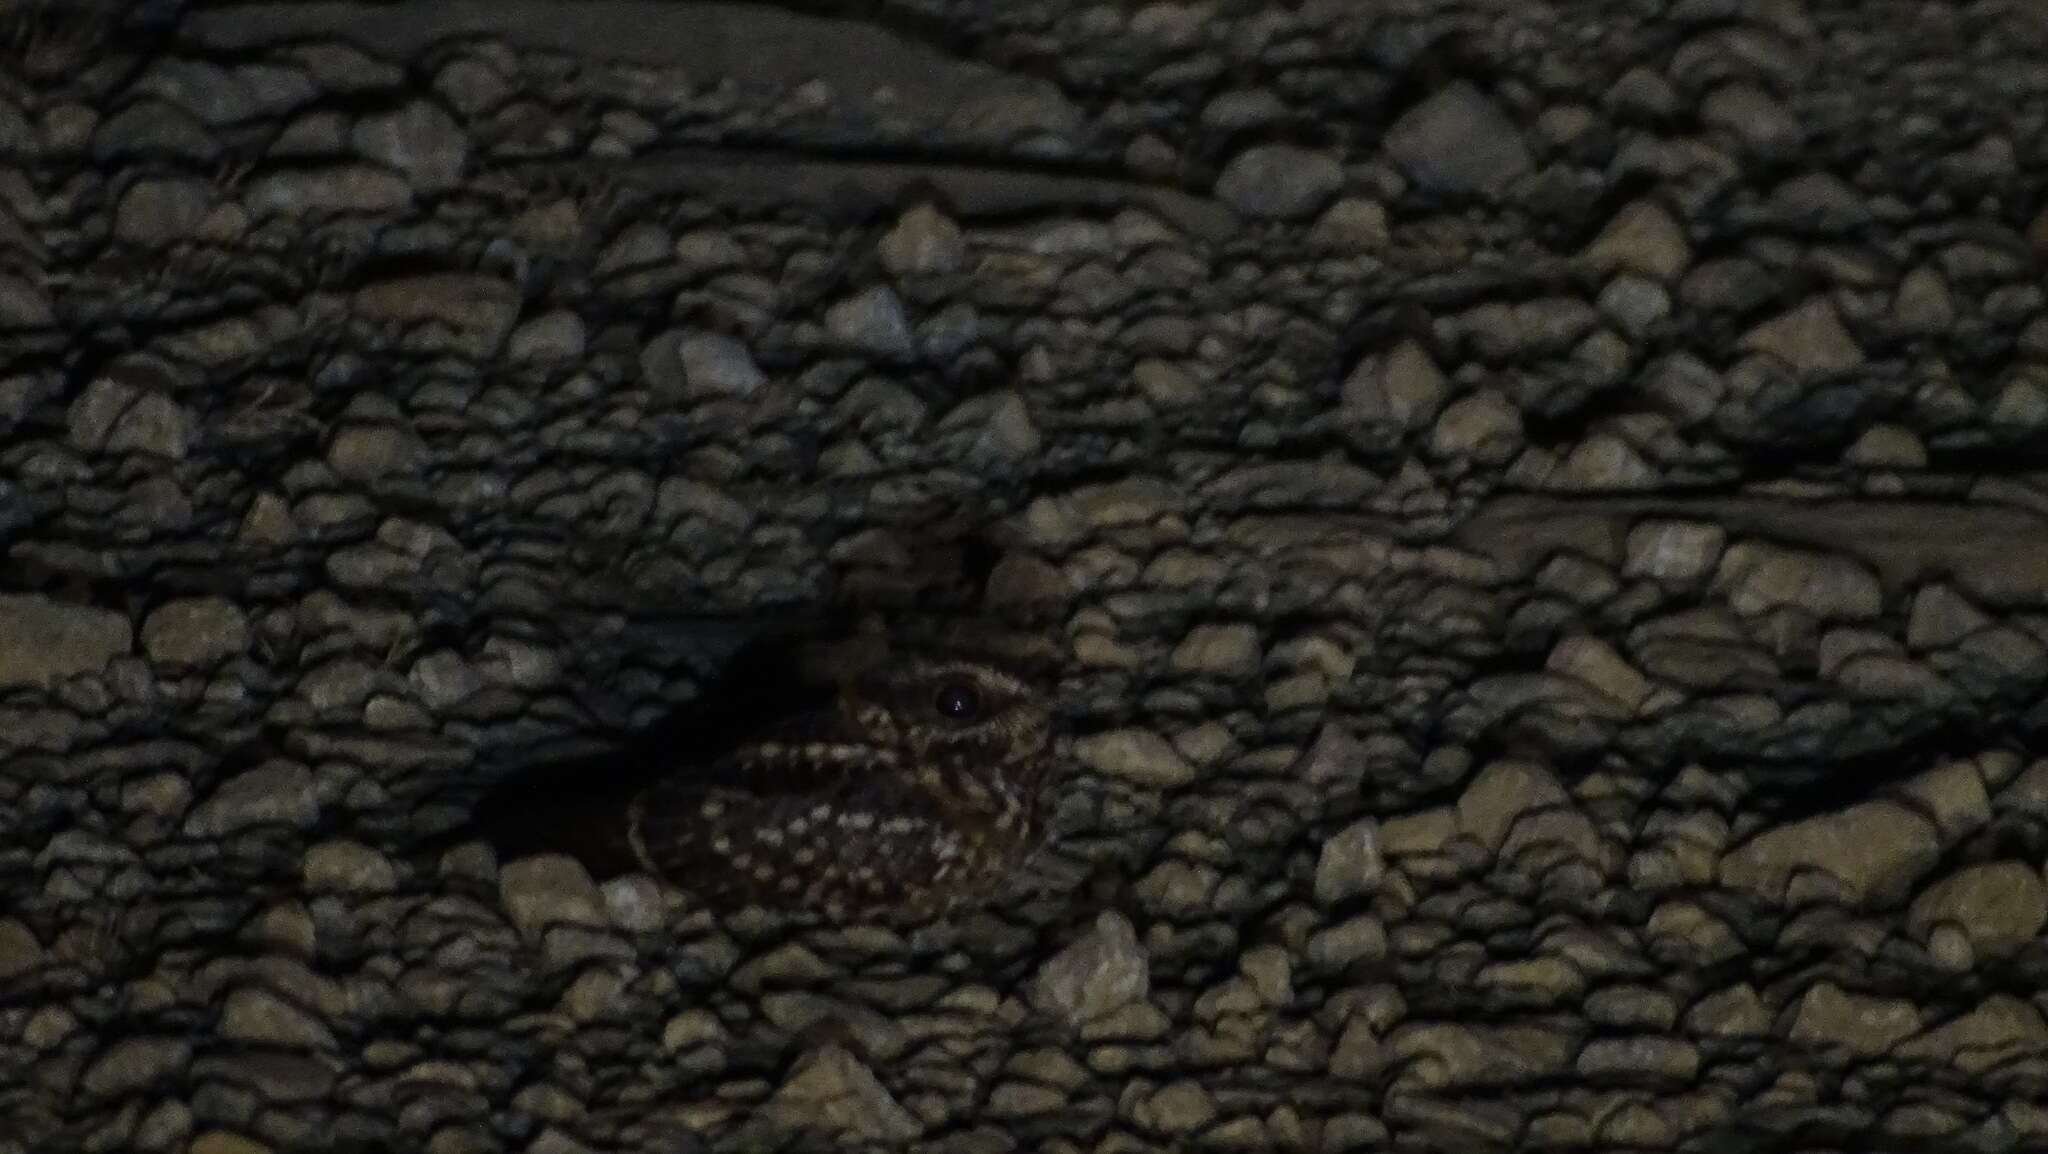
[2,1,2048,1152]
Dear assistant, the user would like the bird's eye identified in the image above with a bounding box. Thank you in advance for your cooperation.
[934,683,982,720]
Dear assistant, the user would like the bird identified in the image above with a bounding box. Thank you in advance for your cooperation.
[460,643,1059,923]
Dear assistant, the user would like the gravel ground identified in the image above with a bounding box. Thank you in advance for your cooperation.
[4,0,2048,1151]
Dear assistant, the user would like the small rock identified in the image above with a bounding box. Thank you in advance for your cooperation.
[1343,339,1446,430]
[1844,423,1927,469]
[185,761,319,836]
[1720,800,1938,906]
[506,310,586,363]
[1622,519,1725,582]
[1702,82,1802,159]
[303,839,398,893]
[0,273,55,328]
[1313,818,1384,905]
[1546,635,1652,712]
[245,164,412,216]
[1892,266,1956,333]
[1713,541,1882,620]
[1138,1080,1217,1134]
[1583,199,1691,282]
[1429,389,1523,462]
[1384,81,1532,195]
[114,177,218,246]
[1170,622,1260,678]
[188,1132,272,1154]
[1310,197,1389,250]
[409,650,483,709]
[1787,982,1919,1056]
[935,390,1040,464]
[1305,915,1388,971]
[350,99,466,192]
[1907,861,2047,958]
[499,855,607,941]
[0,594,132,688]
[1030,912,1149,1028]
[139,597,249,666]
[1905,584,1990,650]
[353,273,517,358]
[878,203,965,276]
[1738,297,1864,377]
[219,985,337,1049]
[1213,143,1344,219]
[0,917,44,980]
[1456,759,1569,853]
[763,1045,922,1141]
[82,1035,192,1096]
[1073,728,1198,788]
[824,286,915,360]
[1684,984,1770,1037]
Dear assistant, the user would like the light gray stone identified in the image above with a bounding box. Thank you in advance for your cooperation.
[825,286,915,360]
[1030,912,1148,1028]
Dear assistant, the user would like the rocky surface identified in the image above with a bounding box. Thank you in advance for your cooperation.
[4,0,2048,1151]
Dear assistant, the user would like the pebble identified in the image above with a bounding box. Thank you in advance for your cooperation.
[186,762,320,836]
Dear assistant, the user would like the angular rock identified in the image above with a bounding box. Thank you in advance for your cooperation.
[824,286,915,360]
[762,1045,921,1142]
[1384,82,1532,195]
[1622,519,1725,583]
[1738,297,1864,377]
[1583,199,1691,282]
[1456,759,1569,853]
[1313,818,1384,905]
[878,203,965,276]
[1030,911,1148,1028]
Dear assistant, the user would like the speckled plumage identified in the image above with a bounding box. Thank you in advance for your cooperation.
[497,654,1057,922]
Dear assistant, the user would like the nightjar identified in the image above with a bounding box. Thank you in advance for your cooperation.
[468,649,1057,923]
